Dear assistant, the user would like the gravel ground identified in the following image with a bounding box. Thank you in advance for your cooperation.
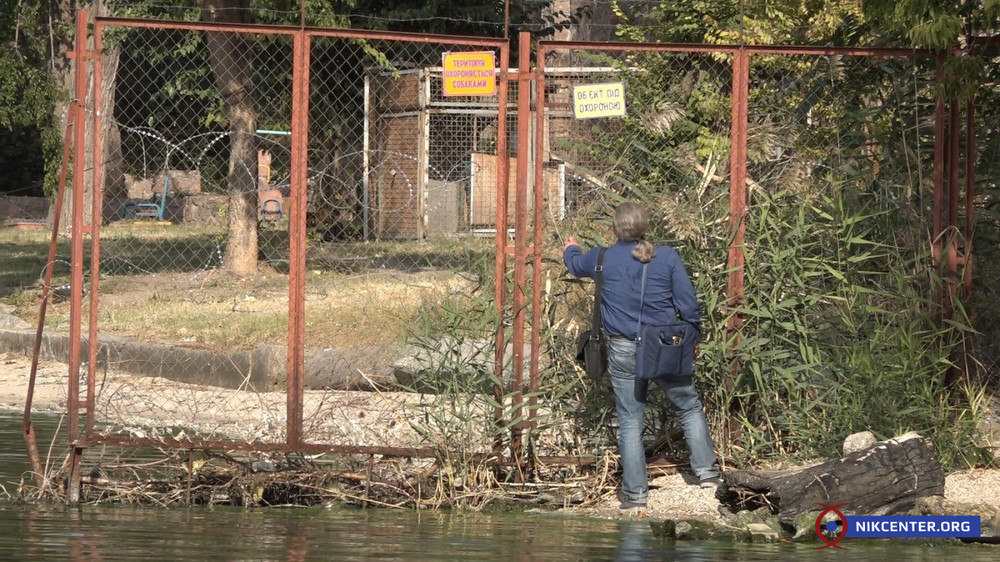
[3,352,998,520]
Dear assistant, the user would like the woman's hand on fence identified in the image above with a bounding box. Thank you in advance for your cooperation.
[563,236,579,252]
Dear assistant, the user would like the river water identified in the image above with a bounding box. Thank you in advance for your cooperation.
[1,412,996,560]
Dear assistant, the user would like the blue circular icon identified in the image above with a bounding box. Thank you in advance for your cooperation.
[826,520,838,533]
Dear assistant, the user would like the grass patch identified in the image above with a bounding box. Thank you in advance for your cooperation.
[1,224,490,351]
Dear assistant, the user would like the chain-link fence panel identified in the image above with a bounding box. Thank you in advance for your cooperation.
[538,49,735,232]
[86,21,297,446]
[300,35,509,453]
[61,17,515,458]
[529,45,736,464]
[50,8,962,472]
[718,51,950,460]
[527,45,952,465]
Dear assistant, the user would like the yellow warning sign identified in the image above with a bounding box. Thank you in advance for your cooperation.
[573,82,626,119]
[442,52,497,97]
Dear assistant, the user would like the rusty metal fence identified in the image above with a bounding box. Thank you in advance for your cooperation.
[25,10,978,499]
[23,12,526,498]
[519,40,954,458]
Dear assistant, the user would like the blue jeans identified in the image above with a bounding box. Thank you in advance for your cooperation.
[607,338,719,504]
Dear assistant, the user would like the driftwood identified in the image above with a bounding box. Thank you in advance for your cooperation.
[719,433,944,523]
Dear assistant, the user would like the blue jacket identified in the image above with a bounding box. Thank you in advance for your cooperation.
[564,240,701,340]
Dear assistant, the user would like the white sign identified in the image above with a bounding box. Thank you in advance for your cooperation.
[573,82,626,119]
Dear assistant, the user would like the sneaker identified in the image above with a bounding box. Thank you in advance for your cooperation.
[618,500,647,511]
[699,477,722,489]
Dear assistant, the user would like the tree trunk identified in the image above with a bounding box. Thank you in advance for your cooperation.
[49,0,77,230]
[100,45,127,223]
[719,433,945,523]
[202,0,258,275]
[49,5,124,229]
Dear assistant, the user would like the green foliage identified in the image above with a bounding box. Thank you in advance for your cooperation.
[614,0,871,46]
[863,0,1000,49]
[548,5,993,469]
[346,0,579,38]
[696,189,987,469]
[0,0,63,195]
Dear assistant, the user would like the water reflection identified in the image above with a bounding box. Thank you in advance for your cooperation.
[9,504,997,562]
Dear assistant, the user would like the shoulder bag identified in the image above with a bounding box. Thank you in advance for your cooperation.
[575,247,609,378]
[633,263,701,381]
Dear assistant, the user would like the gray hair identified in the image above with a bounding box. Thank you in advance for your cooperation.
[613,202,656,263]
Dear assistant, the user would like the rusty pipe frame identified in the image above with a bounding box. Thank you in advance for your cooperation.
[67,9,90,448]
[87,21,106,443]
[96,16,509,49]
[492,44,512,463]
[508,31,533,466]
[529,43,548,452]
[726,47,749,372]
[63,15,967,478]
[81,16,521,468]
[64,8,92,504]
[23,105,77,490]
[286,28,311,449]
[536,39,936,59]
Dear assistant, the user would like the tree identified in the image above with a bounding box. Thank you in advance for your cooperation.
[0,0,59,197]
[862,0,1000,100]
[862,0,1000,49]
[202,0,259,275]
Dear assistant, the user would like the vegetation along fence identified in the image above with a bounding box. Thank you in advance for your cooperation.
[22,9,988,504]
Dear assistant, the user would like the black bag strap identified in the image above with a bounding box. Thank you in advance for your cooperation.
[590,247,609,336]
[636,263,649,341]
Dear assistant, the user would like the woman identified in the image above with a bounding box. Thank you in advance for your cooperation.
[563,202,720,512]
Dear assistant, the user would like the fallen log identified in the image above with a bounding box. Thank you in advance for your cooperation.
[719,432,944,523]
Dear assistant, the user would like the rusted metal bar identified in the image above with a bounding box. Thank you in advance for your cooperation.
[725,48,749,358]
[963,99,975,300]
[67,446,84,504]
[65,12,92,504]
[87,21,106,443]
[67,8,90,450]
[287,29,311,448]
[94,434,600,465]
[493,45,511,463]
[931,57,946,321]
[96,16,509,49]
[536,40,934,58]
[528,44,547,443]
[24,105,76,490]
[509,31,533,467]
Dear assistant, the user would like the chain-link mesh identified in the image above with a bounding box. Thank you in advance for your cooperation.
[531,45,941,463]
[43,11,950,467]
[88,25,295,445]
[300,36,506,450]
[64,19,513,455]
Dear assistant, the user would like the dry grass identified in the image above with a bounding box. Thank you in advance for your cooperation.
[2,224,487,351]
